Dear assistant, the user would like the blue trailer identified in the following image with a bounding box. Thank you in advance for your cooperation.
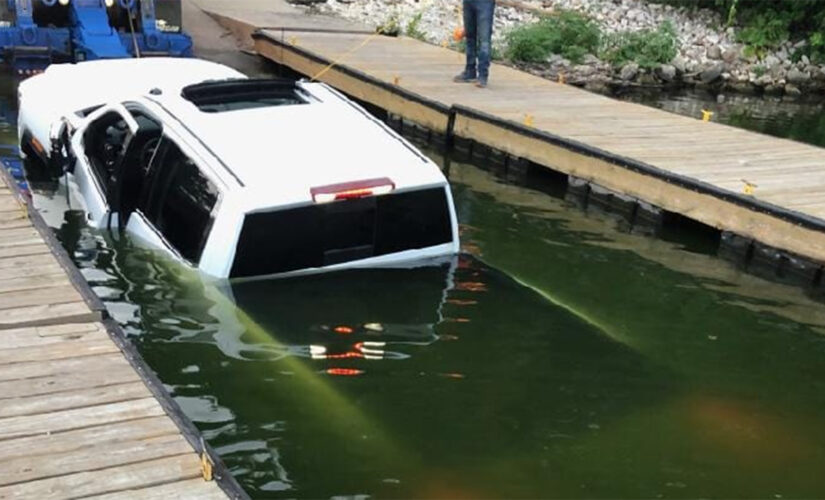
[0,0,192,72]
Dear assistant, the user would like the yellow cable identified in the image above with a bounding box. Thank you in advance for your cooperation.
[310,30,383,82]
[309,0,462,83]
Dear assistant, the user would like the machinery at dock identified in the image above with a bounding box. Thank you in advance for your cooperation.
[0,0,191,72]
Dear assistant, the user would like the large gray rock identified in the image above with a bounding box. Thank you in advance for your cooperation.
[755,74,772,87]
[813,66,825,82]
[573,64,595,77]
[657,64,677,82]
[620,62,639,81]
[699,63,725,84]
[671,55,687,73]
[707,44,722,60]
[787,68,810,85]
[763,54,780,70]
[722,46,740,63]
[785,83,802,96]
[583,54,601,65]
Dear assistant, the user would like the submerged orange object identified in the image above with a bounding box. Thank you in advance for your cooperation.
[453,26,465,41]
[334,326,354,334]
[327,368,364,376]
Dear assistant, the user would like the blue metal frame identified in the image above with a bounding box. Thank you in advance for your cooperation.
[0,0,192,69]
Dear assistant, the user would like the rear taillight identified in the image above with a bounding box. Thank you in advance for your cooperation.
[311,177,395,203]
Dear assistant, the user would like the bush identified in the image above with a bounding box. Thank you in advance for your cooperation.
[504,10,600,64]
[376,14,400,37]
[405,11,427,41]
[736,10,789,56]
[653,0,825,61]
[600,22,678,69]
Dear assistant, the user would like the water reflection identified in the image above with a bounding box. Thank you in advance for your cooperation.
[212,264,455,363]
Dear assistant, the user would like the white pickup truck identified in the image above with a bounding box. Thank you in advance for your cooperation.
[18,58,459,279]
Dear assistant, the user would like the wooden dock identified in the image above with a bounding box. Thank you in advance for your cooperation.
[0,171,244,498]
[199,0,825,278]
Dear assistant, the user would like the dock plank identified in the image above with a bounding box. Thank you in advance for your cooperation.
[0,361,140,398]
[0,284,84,311]
[0,416,178,463]
[0,324,106,349]
[0,301,98,330]
[0,243,53,259]
[86,478,229,499]
[0,453,202,500]
[0,337,118,365]
[0,433,192,487]
[0,352,126,381]
[0,381,150,419]
[0,397,164,440]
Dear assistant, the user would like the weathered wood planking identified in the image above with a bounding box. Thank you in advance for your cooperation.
[0,173,237,498]
[203,9,825,264]
[0,454,205,500]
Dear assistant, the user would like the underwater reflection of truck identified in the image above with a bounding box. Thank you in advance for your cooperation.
[205,263,456,362]
[18,58,460,279]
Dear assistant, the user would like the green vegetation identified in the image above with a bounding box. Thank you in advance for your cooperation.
[737,12,789,58]
[376,14,400,37]
[504,11,600,64]
[405,11,426,41]
[653,0,825,62]
[503,10,676,69]
[600,21,678,69]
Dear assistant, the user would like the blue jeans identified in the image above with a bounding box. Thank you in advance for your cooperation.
[463,0,495,81]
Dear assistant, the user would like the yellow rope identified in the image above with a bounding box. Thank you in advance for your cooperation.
[308,0,463,83]
[310,30,384,82]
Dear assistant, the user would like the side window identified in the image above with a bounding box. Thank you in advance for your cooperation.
[113,109,163,226]
[83,111,131,196]
[138,137,219,264]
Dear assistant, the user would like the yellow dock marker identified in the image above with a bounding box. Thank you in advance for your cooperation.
[701,109,714,122]
[524,114,534,127]
[288,36,298,46]
[199,437,214,481]
[741,179,757,195]
[558,72,566,84]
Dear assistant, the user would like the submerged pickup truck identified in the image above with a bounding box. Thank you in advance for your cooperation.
[18,58,459,279]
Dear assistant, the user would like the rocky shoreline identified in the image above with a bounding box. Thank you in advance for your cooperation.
[306,0,825,96]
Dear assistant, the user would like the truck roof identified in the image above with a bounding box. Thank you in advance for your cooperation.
[148,79,446,209]
[22,58,243,116]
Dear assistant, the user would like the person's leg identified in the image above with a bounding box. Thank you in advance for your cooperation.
[462,0,477,78]
[475,0,495,85]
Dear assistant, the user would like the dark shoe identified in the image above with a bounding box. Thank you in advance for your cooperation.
[475,78,488,88]
[453,72,477,83]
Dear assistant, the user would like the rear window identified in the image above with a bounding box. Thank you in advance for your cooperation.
[230,187,453,278]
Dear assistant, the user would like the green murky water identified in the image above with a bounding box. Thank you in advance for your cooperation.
[5,73,825,498]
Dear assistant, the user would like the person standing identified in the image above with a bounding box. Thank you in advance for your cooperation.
[453,0,496,88]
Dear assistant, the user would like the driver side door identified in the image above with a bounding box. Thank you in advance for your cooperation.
[70,103,138,228]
